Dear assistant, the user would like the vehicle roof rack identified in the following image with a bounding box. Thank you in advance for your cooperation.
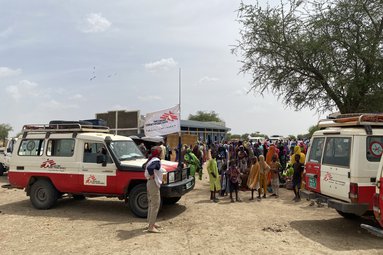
[22,121,110,137]
[318,114,383,129]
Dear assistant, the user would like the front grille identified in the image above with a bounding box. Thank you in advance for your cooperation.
[166,167,190,184]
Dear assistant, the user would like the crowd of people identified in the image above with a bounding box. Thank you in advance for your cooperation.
[141,138,309,233]
[187,139,309,203]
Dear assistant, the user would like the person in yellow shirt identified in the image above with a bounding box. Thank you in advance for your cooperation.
[290,145,306,164]
[207,152,221,203]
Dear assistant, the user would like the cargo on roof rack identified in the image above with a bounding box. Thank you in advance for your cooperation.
[22,120,110,136]
[318,113,383,129]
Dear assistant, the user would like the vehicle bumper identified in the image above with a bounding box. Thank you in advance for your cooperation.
[328,199,369,216]
[300,189,369,216]
[160,176,195,198]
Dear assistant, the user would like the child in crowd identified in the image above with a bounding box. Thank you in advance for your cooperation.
[292,154,304,202]
[258,155,270,199]
[269,154,281,198]
[220,161,229,196]
[207,152,221,203]
[226,159,242,202]
[247,156,260,200]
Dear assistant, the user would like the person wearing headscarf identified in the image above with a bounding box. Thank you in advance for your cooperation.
[207,151,221,202]
[258,155,270,199]
[247,156,260,200]
[143,146,165,233]
[269,154,282,198]
[290,145,306,165]
[184,148,201,179]
[265,144,279,187]
[237,145,248,188]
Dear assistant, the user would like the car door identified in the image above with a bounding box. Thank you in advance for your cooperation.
[320,136,352,201]
[80,141,117,193]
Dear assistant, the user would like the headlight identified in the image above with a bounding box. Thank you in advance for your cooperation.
[168,171,175,183]
[162,172,168,183]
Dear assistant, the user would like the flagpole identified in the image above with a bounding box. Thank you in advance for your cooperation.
[178,68,182,168]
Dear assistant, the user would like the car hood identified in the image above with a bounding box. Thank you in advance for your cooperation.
[120,158,179,172]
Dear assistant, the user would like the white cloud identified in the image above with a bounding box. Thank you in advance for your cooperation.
[80,13,111,33]
[137,95,162,101]
[144,58,178,72]
[0,67,22,78]
[6,80,39,100]
[198,76,219,84]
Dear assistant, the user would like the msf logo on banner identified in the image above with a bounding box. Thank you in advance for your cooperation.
[160,111,178,121]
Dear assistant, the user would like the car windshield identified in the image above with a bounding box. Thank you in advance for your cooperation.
[109,140,145,161]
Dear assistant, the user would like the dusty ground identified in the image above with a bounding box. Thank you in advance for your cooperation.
[1,168,383,255]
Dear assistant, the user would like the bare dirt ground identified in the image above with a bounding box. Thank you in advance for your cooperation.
[1,168,383,255]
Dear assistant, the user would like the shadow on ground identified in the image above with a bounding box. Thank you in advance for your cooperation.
[290,217,383,251]
[0,195,186,223]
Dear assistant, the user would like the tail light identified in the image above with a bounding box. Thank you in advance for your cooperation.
[349,182,358,203]
[373,194,381,220]
[373,194,380,214]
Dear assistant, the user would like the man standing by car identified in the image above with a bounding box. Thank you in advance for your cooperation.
[144,146,164,233]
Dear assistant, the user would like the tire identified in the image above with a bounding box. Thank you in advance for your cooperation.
[162,196,181,205]
[128,184,148,218]
[30,179,58,209]
[0,164,5,176]
[336,210,360,219]
[72,194,86,200]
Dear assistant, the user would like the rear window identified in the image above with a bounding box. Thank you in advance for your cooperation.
[18,139,45,156]
[308,137,325,163]
[366,136,383,162]
[323,137,351,167]
[47,139,75,157]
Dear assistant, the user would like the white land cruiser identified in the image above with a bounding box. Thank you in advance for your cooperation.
[302,114,383,218]
[7,121,194,217]
[0,138,17,176]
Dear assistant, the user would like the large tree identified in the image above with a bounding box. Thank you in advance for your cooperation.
[233,0,383,113]
[0,124,13,145]
[188,111,223,122]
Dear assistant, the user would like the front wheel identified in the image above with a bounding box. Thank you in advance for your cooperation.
[336,210,360,219]
[0,164,5,176]
[30,179,58,209]
[128,184,148,218]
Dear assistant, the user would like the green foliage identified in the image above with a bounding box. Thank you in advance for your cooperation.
[308,125,320,137]
[188,111,223,122]
[249,132,267,138]
[233,0,383,114]
[0,124,13,145]
[229,134,241,140]
[288,135,296,140]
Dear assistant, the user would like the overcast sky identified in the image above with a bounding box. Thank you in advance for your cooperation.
[0,0,329,137]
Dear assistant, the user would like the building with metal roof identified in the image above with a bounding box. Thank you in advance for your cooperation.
[180,120,230,143]
[95,110,230,143]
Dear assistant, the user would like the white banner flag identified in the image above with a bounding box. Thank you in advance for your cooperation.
[144,105,180,137]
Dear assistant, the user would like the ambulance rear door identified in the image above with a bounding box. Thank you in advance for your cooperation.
[320,136,352,202]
